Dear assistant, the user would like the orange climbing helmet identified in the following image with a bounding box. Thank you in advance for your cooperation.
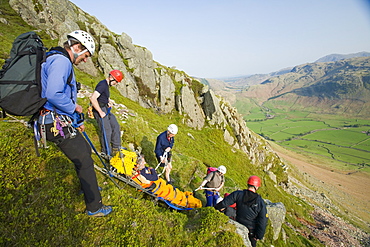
[247,175,261,187]
[110,70,124,82]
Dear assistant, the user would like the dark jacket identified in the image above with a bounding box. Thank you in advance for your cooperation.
[154,130,174,159]
[140,167,158,181]
[215,189,268,239]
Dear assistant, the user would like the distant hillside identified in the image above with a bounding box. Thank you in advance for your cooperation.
[315,51,370,63]
[238,56,370,116]
[203,68,293,105]
[205,52,370,92]
[211,67,293,89]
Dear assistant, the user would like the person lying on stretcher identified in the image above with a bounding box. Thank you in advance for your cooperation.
[132,155,158,190]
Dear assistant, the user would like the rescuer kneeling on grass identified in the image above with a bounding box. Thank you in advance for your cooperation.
[215,175,268,247]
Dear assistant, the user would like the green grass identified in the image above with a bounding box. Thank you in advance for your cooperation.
[234,98,266,120]
[0,81,323,246]
[303,128,370,150]
[353,137,370,151]
[0,100,322,246]
[282,139,370,166]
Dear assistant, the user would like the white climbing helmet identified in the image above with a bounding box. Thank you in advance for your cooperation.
[167,124,178,135]
[67,30,96,56]
[217,165,227,174]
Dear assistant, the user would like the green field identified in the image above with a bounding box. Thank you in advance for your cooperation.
[236,100,370,168]
[283,139,370,165]
[303,127,370,148]
[246,117,332,141]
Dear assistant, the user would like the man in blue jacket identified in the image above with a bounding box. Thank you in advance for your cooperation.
[215,176,268,247]
[38,30,112,217]
[154,124,178,183]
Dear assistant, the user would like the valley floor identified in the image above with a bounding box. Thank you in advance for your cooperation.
[269,142,370,245]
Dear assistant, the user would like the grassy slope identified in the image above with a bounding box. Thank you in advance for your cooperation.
[0,1,324,246]
[0,95,323,246]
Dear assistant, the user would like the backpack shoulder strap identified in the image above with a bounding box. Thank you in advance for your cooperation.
[46,48,74,96]
[212,171,216,181]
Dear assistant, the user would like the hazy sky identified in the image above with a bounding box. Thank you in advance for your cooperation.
[69,0,370,78]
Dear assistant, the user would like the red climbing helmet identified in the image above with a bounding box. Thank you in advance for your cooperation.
[110,70,124,82]
[247,175,261,187]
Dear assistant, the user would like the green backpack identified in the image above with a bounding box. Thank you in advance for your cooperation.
[0,31,47,116]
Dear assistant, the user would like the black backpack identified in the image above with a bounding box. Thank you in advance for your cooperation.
[0,31,47,116]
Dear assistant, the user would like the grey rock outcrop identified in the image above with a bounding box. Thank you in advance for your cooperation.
[223,128,237,147]
[9,0,78,39]
[157,72,176,113]
[228,220,252,247]
[178,85,205,129]
[265,200,286,241]
[0,16,9,25]
[201,88,227,127]
[227,199,286,246]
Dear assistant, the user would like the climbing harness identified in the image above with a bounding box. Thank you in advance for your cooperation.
[36,109,80,148]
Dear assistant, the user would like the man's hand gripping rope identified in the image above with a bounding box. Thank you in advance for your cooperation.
[155,151,168,177]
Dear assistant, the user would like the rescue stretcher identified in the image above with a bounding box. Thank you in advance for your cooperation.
[93,148,202,210]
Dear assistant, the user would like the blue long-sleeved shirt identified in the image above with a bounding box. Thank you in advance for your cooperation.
[41,49,77,119]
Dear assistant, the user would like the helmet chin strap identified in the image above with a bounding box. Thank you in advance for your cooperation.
[68,40,88,62]
[108,78,116,86]
[108,75,116,86]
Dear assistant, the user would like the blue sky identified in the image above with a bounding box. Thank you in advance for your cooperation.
[70,0,370,78]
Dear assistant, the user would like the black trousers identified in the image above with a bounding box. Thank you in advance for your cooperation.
[248,231,257,247]
[43,123,103,212]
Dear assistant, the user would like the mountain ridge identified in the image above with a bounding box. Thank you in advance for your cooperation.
[205,56,370,117]
[315,51,370,63]
[239,56,370,116]
[208,51,370,90]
